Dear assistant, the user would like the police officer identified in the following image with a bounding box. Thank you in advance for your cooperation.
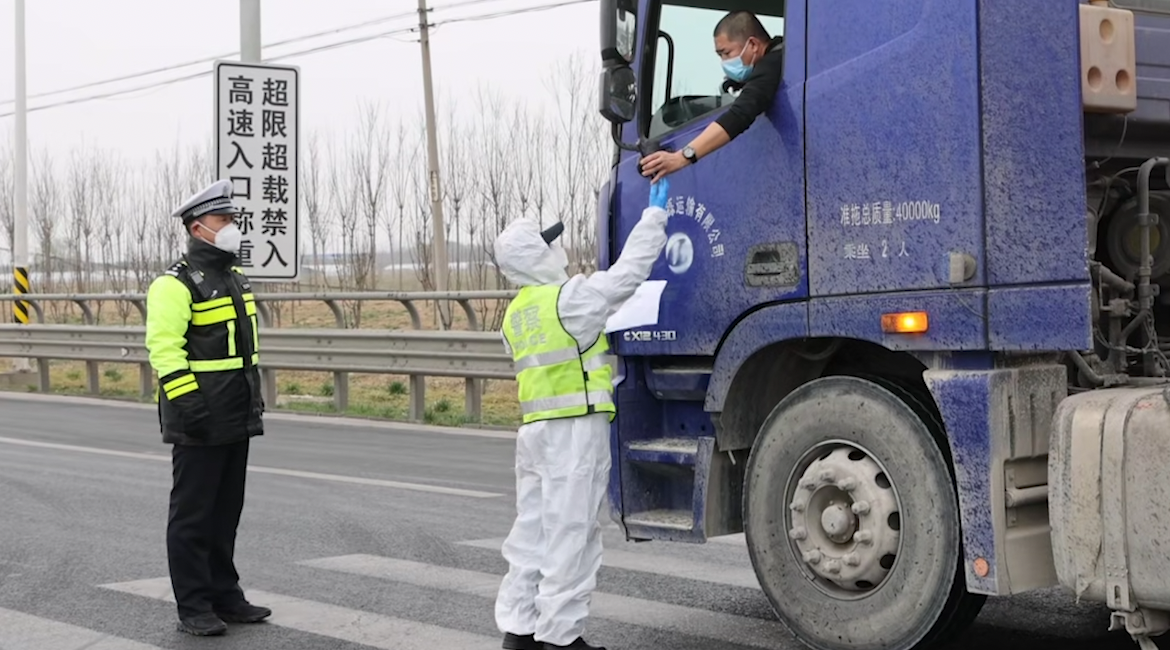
[145,179,269,636]
[492,179,672,650]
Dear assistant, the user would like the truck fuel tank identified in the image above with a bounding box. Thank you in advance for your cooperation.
[1049,386,1170,623]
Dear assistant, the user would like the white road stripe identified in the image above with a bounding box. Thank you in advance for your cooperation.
[458,537,760,589]
[0,606,167,650]
[0,435,500,498]
[300,554,788,649]
[98,577,502,650]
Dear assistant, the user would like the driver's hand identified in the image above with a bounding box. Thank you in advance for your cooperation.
[640,150,687,183]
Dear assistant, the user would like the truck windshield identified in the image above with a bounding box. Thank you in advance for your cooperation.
[648,1,785,139]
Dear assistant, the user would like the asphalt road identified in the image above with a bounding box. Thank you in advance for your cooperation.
[0,393,1151,650]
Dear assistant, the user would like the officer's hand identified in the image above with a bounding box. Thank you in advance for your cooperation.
[172,391,213,439]
[649,177,670,211]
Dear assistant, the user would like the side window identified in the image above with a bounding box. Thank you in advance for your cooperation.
[647,4,785,140]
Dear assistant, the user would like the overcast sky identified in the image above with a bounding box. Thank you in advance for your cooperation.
[0,0,599,162]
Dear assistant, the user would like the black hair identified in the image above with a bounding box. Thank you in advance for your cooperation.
[713,11,770,43]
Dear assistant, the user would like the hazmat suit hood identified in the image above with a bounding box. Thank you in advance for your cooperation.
[494,218,570,287]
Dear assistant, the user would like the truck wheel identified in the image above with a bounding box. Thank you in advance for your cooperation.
[743,375,983,650]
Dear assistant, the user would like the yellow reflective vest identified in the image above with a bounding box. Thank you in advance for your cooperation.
[146,247,264,445]
[502,284,615,424]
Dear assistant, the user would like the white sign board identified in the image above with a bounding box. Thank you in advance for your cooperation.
[214,60,300,281]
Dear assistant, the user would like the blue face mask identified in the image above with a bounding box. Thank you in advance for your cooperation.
[721,42,754,82]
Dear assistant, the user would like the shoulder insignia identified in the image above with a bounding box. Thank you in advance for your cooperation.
[164,259,188,278]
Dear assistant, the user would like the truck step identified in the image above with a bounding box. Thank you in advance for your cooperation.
[625,438,700,466]
[624,508,695,531]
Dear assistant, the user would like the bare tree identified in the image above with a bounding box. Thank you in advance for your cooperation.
[29,150,61,303]
[351,101,392,292]
[66,147,98,297]
[302,131,330,290]
[384,120,421,290]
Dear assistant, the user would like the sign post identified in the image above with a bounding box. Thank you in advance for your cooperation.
[214,60,300,282]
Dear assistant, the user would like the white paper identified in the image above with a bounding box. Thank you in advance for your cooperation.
[605,280,667,333]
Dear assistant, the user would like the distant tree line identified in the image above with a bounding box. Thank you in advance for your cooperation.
[0,53,610,330]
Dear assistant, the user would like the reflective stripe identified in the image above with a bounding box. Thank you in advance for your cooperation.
[227,320,237,357]
[513,347,580,371]
[582,354,608,372]
[192,296,233,312]
[190,358,242,372]
[168,381,199,399]
[162,373,198,400]
[520,390,613,415]
[162,374,195,393]
[250,314,259,352]
[192,305,236,326]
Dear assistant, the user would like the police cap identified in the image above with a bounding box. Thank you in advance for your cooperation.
[172,179,240,224]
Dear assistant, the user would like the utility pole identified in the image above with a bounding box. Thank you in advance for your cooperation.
[240,0,261,62]
[12,0,31,372]
[417,0,451,328]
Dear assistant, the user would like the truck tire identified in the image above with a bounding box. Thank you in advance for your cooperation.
[743,375,984,650]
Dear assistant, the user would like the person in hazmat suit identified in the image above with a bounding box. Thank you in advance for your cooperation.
[493,179,672,650]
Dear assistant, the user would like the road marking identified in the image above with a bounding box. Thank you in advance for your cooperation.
[458,537,760,589]
[299,554,787,649]
[0,435,500,498]
[0,391,517,439]
[98,578,502,650]
[0,606,167,650]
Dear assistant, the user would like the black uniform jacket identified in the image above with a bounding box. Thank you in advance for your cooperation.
[145,238,264,446]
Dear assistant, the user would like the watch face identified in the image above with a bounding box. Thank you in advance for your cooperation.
[683,146,695,158]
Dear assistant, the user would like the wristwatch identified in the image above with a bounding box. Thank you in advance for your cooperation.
[682,145,698,165]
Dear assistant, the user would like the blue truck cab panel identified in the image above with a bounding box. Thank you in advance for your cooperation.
[597,0,1170,614]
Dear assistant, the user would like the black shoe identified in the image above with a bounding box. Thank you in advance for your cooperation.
[176,612,228,636]
[503,632,542,650]
[214,602,272,623]
[543,639,606,650]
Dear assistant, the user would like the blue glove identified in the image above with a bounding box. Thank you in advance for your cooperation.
[649,177,670,210]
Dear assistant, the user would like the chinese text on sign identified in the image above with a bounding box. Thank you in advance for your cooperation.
[215,61,300,280]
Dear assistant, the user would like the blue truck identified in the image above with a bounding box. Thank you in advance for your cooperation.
[594,1,1170,649]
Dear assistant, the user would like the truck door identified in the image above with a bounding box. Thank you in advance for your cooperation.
[610,0,807,358]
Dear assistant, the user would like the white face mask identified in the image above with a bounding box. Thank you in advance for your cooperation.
[199,222,242,254]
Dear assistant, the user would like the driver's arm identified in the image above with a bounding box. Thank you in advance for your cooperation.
[640,41,783,182]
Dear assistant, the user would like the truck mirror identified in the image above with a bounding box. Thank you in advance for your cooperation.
[599,65,637,125]
[600,0,637,66]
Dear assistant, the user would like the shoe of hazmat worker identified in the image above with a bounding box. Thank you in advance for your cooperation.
[492,179,672,650]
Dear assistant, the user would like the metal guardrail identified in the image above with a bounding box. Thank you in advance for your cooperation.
[0,292,521,421]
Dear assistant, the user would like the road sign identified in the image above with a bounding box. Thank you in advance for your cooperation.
[214,60,300,281]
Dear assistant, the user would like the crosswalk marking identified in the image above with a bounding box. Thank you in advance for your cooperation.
[0,435,500,498]
[458,537,761,589]
[0,606,167,650]
[300,554,788,649]
[98,577,503,650]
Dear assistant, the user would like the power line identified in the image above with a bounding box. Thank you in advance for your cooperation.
[0,0,547,107]
[0,0,591,120]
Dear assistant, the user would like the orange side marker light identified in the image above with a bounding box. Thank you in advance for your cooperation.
[881,311,929,334]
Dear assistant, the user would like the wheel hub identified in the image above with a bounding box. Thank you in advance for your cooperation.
[787,444,902,594]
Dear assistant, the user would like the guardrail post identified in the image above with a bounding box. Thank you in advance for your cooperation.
[410,375,426,421]
[334,371,348,411]
[262,368,277,413]
[74,299,101,395]
[465,378,481,422]
[132,299,152,398]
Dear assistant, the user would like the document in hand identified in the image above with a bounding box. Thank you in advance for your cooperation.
[604,280,667,333]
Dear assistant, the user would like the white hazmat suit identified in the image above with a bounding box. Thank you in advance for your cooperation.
[493,184,671,649]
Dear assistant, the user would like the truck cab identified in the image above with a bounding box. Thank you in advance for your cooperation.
[595,1,1170,649]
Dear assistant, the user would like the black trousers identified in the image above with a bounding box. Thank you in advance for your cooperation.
[167,439,250,618]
